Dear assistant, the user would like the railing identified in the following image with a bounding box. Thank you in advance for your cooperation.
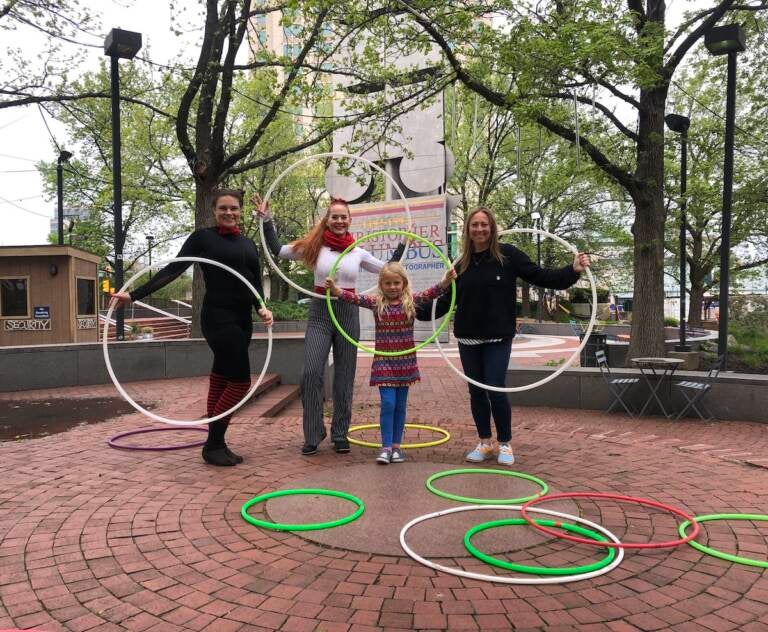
[172,299,192,308]
[133,300,191,324]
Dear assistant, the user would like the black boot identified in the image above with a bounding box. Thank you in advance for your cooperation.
[202,420,237,466]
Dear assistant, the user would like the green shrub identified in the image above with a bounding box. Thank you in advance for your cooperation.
[267,300,309,321]
[729,322,768,369]
[664,316,679,326]
[570,287,610,303]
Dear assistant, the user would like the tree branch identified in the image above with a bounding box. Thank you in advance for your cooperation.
[664,0,737,77]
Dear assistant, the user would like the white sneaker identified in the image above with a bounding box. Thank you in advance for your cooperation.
[497,443,515,466]
[465,442,494,463]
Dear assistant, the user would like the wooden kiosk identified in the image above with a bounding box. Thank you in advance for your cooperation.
[0,245,101,347]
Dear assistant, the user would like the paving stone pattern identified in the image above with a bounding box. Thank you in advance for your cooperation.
[1,364,768,632]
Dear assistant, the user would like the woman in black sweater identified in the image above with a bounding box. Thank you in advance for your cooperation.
[436,206,590,466]
[113,189,273,466]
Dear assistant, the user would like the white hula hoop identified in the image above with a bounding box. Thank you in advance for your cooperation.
[259,151,414,299]
[432,227,597,393]
[102,256,273,427]
[399,504,624,584]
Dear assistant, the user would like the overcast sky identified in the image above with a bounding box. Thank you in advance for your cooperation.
[0,0,199,246]
[0,0,703,247]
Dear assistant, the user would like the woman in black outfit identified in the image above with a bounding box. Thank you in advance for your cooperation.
[113,189,273,466]
[435,206,590,466]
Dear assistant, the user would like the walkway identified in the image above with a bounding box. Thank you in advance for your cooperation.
[1,360,767,632]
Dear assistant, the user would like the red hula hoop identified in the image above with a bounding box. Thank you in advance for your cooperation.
[520,492,701,549]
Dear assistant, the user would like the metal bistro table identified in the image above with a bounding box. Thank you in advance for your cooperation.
[630,357,684,418]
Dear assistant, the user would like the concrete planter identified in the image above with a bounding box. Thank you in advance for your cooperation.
[571,303,611,320]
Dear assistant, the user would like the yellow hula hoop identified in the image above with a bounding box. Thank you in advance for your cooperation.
[347,423,450,449]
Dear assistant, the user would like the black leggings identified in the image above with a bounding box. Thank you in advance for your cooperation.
[201,304,253,381]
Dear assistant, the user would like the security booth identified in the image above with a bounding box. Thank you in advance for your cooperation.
[0,245,101,347]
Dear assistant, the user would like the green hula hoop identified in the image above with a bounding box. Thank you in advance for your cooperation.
[347,423,450,449]
[326,229,456,356]
[241,488,364,531]
[426,468,549,505]
[678,513,768,568]
[465,518,616,575]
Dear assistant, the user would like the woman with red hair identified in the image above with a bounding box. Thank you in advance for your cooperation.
[256,196,403,456]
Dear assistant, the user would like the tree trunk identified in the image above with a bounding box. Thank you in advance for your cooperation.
[191,178,218,337]
[688,282,706,327]
[626,87,667,363]
[521,282,530,319]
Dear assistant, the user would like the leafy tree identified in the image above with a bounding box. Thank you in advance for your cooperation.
[37,63,192,277]
[665,36,768,326]
[393,0,767,359]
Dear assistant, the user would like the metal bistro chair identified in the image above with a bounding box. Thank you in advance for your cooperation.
[595,349,639,416]
[673,355,724,421]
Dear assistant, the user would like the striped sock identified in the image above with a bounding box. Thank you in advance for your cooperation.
[206,373,228,418]
[212,379,252,424]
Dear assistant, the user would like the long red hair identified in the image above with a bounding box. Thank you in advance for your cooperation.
[290,198,351,267]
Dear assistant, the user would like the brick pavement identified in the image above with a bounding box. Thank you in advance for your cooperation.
[1,362,768,632]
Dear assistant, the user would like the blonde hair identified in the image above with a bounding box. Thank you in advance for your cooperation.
[290,198,351,267]
[375,262,415,321]
[456,206,506,274]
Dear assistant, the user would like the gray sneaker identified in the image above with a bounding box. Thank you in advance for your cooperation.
[376,448,391,464]
[390,448,405,463]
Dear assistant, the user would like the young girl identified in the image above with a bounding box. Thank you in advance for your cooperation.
[326,262,456,464]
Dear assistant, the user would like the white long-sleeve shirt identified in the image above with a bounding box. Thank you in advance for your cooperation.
[277,243,385,288]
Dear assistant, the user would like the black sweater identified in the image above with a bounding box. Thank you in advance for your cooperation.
[436,243,580,339]
[129,228,265,311]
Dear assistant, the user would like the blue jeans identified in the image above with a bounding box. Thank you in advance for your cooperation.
[458,339,512,443]
[379,386,409,447]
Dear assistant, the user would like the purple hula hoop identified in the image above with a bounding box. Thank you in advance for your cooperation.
[107,426,208,451]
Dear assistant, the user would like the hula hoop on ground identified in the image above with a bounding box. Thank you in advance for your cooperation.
[521,491,700,549]
[425,468,548,505]
[259,151,413,299]
[678,513,768,568]
[241,488,365,531]
[399,504,624,584]
[327,230,456,356]
[346,423,450,449]
[103,256,273,426]
[431,227,597,393]
[107,426,207,451]
[465,517,616,575]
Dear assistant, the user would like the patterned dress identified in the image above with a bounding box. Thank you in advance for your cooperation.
[338,284,447,387]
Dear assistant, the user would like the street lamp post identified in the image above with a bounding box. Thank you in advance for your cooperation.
[665,113,691,352]
[145,235,154,280]
[104,28,142,341]
[56,150,73,246]
[705,23,746,370]
[531,210,542,322]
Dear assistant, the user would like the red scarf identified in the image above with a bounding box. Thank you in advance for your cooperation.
[217,224,241,236]
[323,229,355,252]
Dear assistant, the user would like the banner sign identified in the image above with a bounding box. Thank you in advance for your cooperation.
[351,194,449,342]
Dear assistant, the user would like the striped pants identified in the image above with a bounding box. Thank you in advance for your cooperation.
[301,298,359,446]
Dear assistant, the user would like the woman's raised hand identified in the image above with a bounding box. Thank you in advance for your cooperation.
[250,194,271,221]
[573,253,591,273]
[111,291,132,307]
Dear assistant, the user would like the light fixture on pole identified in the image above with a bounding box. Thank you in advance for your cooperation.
[56,150,73,246]
[145,235,154,280]
[705,23,745,370]
[531,210,542,322]
[665,113,691,352]
[104,27,142,341]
